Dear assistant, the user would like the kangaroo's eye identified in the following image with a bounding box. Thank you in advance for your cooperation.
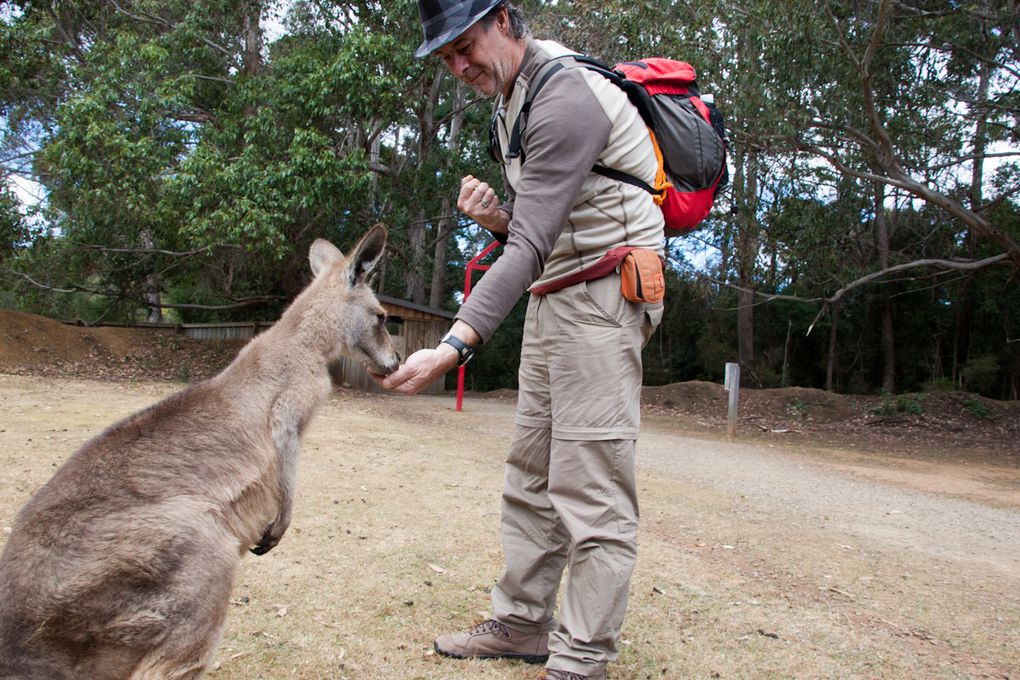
[376,313,386,327]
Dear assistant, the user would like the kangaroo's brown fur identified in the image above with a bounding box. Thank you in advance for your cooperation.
[0,226,400,680]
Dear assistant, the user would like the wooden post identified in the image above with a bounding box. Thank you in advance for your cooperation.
[724,362,740,438]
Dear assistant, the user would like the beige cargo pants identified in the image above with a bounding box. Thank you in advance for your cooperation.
[491,272,662,675]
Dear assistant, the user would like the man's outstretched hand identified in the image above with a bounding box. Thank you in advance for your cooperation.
[371,345,460,396]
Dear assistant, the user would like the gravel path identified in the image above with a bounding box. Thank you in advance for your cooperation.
[636,425,1020,576]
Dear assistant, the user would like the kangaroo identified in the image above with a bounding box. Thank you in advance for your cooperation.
[0,225,400,680]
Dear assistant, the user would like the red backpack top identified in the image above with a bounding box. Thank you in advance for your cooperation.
[494,55,729,238]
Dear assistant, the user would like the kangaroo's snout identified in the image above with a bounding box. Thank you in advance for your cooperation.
[374,351,401,377]
[361,343,400,377]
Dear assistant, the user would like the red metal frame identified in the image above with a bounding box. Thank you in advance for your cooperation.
[456,240,501,411]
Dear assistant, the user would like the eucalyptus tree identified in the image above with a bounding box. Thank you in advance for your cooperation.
[0,0,458,320]
[705,0,1019,394]
[0,179,29,262]
[2,1,298,319]
[761,8,1018,288]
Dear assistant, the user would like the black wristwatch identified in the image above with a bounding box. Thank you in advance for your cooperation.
[441,332,476,366]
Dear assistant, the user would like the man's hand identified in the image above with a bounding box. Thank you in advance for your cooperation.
[371,345,460,396]
[373,323,481,396]
[458,175,509,235]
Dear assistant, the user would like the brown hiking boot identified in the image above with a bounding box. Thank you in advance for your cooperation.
[434,618,549,664]
[541,668,607,680]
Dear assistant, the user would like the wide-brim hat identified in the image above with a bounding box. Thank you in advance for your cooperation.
[415,0,501,58]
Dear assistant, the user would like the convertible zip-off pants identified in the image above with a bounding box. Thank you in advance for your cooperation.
[491,273,662,675]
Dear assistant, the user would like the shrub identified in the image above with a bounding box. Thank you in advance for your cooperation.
[873,392,925,416]
[961,356,1000,396]
[962,395,995,420]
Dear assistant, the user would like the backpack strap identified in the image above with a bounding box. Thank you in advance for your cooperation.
[591,166,654,194]
[502,55,572,162]
[569,56,657,130]
[496,53,669,202]
[594,127,672,203]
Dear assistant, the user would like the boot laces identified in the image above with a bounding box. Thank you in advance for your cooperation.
[469,618,512,638]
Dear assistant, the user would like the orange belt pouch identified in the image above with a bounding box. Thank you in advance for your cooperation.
[619,248,665,304]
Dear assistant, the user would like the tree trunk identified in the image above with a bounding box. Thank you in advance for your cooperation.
[782,319,792,387]
[428,198,451,308]
[873,182,895,393]
[430,82,465,310]
[405,66,444,304]
[734,147,759,381]
[406,210,427,304]
[242,1,262,77]
[140,228,162,323]
[825,300,840,392]
[952,53,990,385]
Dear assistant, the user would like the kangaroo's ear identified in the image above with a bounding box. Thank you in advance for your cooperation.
[348,223,388,285]
[309,239,344,278]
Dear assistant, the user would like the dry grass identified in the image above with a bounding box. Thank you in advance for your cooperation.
[1,374,1018,680]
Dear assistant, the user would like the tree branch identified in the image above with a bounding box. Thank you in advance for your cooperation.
[807,253,1012,334]
[109,0,234,59]
[69,243,241,257]
[789,139,1020,266]
[5,269,284,310]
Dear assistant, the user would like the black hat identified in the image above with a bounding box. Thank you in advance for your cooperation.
[415,0,501,58]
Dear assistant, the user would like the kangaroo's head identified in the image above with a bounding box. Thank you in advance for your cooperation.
[308,224,401,376]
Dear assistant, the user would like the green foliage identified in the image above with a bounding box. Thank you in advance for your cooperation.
[787,398,808,417]
[962,395,995,421]
[467,290,526,392]
[0,181,29,260]
[872,392,925,417]
[961,355,1001,396]
[922,377,957,393]
[643,266,713,385]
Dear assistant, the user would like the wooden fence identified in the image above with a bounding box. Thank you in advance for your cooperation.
[61,295,455,395]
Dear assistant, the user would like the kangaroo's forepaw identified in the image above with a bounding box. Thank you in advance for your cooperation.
[250,527,282,555]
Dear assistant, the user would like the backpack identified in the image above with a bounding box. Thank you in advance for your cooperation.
[492,54,729,238]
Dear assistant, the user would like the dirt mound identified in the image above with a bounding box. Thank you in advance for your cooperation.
[640,382,859,424]
[0,308,242,382]
[642,380,726,413]
[741,385,859,423]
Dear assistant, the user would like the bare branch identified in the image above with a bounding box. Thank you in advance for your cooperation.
[789,139,1020,266]
[807,253,1012,334]
[110,0,234,59]
[150,298,286,311]
[5,269,284,311]
[69,243,240,257]
[923,150,1020,174]
[806,120,882,153]
[43,1,86,63]
[8,270,83,294]
[862,0,892,73]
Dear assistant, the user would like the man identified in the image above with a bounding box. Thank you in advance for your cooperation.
[378,2,665,678]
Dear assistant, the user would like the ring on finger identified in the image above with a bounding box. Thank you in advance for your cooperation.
[480,199,491,208]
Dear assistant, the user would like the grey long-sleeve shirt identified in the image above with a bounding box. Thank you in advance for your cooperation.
[456,39,664,344]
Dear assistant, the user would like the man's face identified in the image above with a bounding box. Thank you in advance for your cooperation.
[435,11,515,98]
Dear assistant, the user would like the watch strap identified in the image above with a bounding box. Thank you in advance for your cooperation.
[441,333,476,366]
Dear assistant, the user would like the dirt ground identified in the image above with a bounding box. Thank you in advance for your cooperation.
[2,309,1019,679]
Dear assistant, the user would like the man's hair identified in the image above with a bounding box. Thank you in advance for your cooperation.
[481,2,529,39]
